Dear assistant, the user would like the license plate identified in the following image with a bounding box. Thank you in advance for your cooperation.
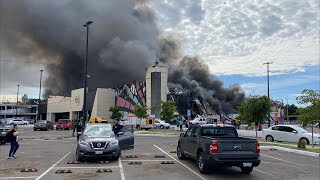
[243,162,252,167]
[95,151,103,155]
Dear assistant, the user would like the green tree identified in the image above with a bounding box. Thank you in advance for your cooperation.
[160,100,176,122]
[109,106,123,120]
[132,105,149,119]
[238,95,270,137]
[297,89,320,147]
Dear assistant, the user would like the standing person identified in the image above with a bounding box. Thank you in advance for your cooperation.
[112,119,123,135]
[72,118,77,137]
[76,118,83,141]
[179,120,183,131]
[7,124,22,159]
[258,122,262,131]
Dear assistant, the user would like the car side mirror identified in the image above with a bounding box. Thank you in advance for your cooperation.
[292,130,298,134]
[117,132,124,136]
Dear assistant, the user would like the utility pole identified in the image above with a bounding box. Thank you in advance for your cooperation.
[38,70,43,121]
[82,21,93,126]
[263,62,273,127]
[286,98,289,122]
[16,85,20,118]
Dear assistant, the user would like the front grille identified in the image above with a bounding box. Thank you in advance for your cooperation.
[91,142,107,149]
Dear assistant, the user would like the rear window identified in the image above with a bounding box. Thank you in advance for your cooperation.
[200,127,238,137]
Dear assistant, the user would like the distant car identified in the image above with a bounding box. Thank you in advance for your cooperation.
[262,125,320,145]
[7,119,29,125]
[76,124,134,161]
[0,122,10,144]
[154,119,171,129]
[34,120,54,131]
[56,119,72,130]
[189,117,207,125]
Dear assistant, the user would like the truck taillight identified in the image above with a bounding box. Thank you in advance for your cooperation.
[256,142,260,153]
[210,141,219,154]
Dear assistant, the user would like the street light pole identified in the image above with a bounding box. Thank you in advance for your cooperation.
[263,62,273,127]
[286,98,289,122]
[82,21,93,126]
[16,85,20,118]
[38,70,43,122]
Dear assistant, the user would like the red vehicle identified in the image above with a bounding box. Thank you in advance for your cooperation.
[56,119,72,130]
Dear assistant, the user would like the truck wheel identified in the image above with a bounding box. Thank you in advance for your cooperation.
[177,144,187,160]
[160,125,164,129]
[136,125,141,130]
[266,135,274,142]
[197,152,209,174]
[240,166,253,174]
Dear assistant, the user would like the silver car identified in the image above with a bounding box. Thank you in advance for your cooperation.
[76,124,134,161]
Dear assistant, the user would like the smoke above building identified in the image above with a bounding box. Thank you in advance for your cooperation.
[0,0,245,115]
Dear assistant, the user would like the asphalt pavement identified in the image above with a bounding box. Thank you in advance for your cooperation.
[0,126,319,180]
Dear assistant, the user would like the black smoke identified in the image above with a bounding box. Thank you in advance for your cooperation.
[0,0,245,114]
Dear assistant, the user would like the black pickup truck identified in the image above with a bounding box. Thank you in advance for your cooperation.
[177,124,260,174]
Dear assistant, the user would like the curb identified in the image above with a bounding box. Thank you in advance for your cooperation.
[261,146,320,157]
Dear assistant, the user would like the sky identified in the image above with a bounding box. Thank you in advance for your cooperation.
[0,0,319,106]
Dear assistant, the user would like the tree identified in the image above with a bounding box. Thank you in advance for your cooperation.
[160,100,176,122]
[297,89,320,147]
[238,95,270,137]
[133,105,149,119]
[109,106,123,120]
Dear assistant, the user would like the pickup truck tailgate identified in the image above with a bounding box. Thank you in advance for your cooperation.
[217,139,258,160]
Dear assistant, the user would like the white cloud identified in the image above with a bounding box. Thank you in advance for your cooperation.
[151,0,319,76]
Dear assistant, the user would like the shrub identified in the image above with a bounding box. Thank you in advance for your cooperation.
[297,139,307,149]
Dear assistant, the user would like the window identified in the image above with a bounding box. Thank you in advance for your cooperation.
[284,127,295,133]
[200,127,237,137]
[277,126,286,132]
[272,126,279,131]
[185,128,193,137]
[191,127,199,137]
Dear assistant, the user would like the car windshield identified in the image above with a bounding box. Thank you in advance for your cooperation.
[83,125,115,137]
[200,127,238,137]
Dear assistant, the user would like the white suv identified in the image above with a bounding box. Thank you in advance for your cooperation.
[154,119,171,129]
[189,117,207,125]
[7,119,29,125]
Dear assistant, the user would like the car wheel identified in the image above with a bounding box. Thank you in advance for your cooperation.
[266,135,274,142]
[24,123,27,125]
[136,125,141,130]
[34,129,36,131]
[76,148,83,162]
[160,125,164,129]
[300,138,309,145]
[177,144,187,160]
[112,155,120,161]
[197,151,209,174]
[240,166,253,174]
[0,141,6,145]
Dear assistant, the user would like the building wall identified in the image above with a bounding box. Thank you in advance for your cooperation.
[71,88,84,112]
[146,66,168,118]
[90,88,115,120]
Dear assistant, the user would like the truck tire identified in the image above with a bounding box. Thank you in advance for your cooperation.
[197,151,210,174]
[177,144,187,160]
[240,166,253,174]
[266,135,274,142]
[136,125,141,130]
[160,125,164,129]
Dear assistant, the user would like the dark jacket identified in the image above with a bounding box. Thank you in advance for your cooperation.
[7,129,17,142]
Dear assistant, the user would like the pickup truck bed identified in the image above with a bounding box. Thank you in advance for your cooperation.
[177,124,260,174]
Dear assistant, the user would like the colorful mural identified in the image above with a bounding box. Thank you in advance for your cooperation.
[115,80,146,117]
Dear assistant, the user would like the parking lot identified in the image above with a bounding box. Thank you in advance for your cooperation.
[0,126,319,180]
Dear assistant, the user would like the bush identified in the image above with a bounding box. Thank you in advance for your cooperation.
[245,126,254,130]
[297,139,307,149]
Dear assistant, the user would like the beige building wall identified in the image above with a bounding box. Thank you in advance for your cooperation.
[145,66,168,116]
[47,96,71,121]
[71,88,84,112]
[90,88,115,120]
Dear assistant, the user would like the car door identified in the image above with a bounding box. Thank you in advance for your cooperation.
[276,126,287,141]
[282,126,298,142]
[180,128,193,156]
[188,127,200,158]
[116,126,134,150]
[270,126,281,141]
[155,120,160,128]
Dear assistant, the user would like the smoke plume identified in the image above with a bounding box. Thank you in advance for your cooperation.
[0,0,245,114]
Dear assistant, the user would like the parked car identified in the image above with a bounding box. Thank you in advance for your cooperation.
[189,117,207,125]
[34,120,54,131]
[76,124,134,161]
[0,122,10,144]
[56,119,72,130]
[262,125,320,145]
[154,119,171,129]
[6,119,29,125]
[177,124,260,174]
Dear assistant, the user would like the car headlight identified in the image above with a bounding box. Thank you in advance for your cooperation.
[109,140,119,147]
[79,139,89,146]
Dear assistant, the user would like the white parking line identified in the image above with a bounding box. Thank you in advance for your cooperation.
[253,168,275,176]
[0,176,38,179]
[153,145,206,180]
[121,159,168,162]
[35,152,71,180]
[118,157,125,180]
[261,154,306,166]
[53,166,120,169]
